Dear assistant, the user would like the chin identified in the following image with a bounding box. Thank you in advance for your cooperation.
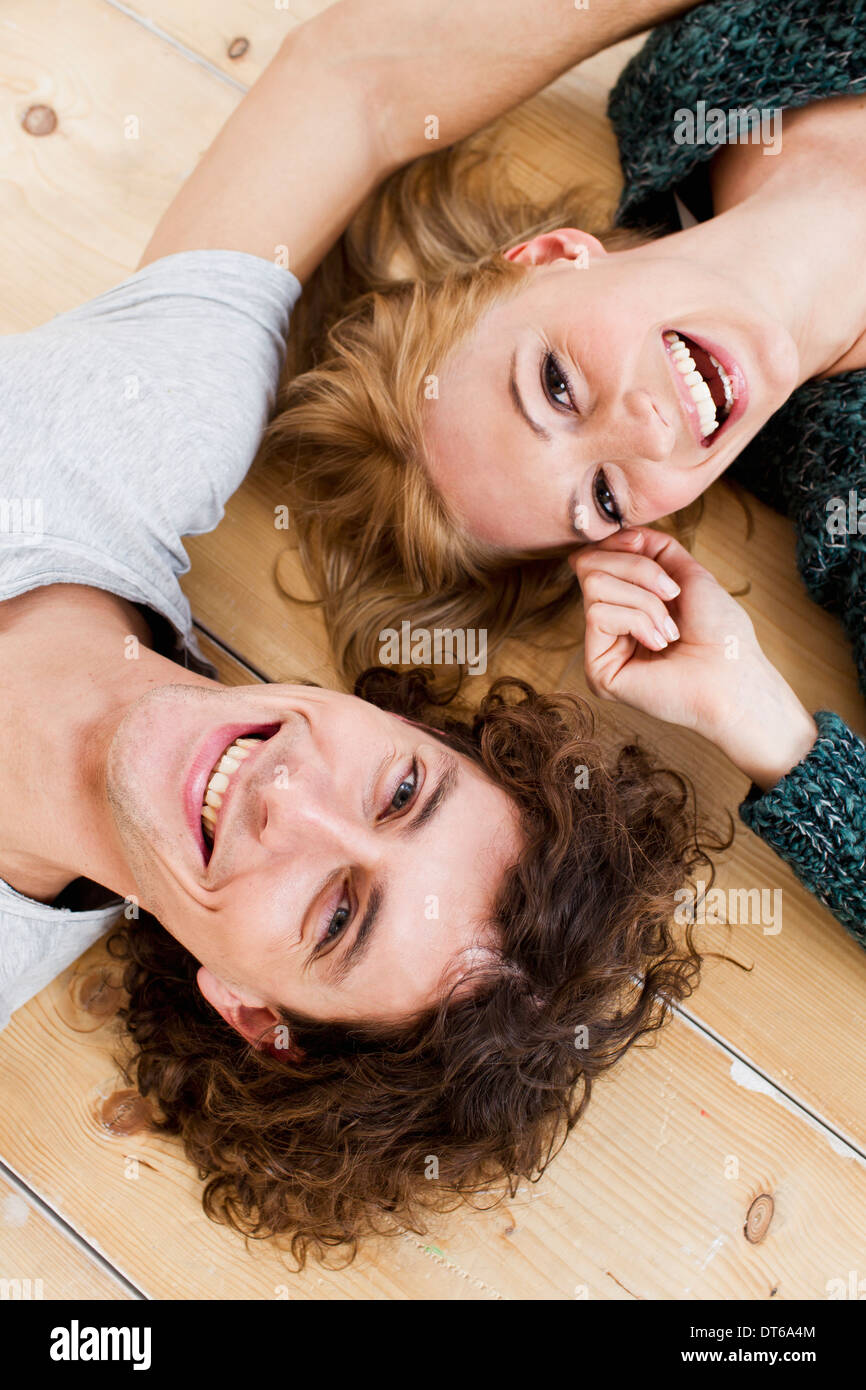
[104,709,177,902]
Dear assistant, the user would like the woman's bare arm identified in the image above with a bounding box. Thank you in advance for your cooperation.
[140,0,708,282]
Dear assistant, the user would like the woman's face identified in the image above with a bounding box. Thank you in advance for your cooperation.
[423,229,800,551]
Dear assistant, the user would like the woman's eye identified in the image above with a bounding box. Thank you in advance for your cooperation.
[594,470,622,525]
[543,352,574,410]
[389,762,418,813]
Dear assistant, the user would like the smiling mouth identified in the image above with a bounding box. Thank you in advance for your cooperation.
[664,330,736,444]
[200,734,268,851]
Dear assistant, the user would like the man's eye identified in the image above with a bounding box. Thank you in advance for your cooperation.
[390,760,418,813]
[323,901,351,946]
[543,351,574,410]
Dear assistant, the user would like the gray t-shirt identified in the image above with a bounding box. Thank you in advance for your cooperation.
[0,249,301,1030]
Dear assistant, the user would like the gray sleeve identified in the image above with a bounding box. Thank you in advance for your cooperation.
[0,877,124,1037]
[0,250,301,640]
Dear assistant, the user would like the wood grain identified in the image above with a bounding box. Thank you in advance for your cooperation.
[0,0,863,1298]
[0,939,862,1299]
[0,1172,135,1300]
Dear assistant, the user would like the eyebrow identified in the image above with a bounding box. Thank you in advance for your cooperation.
[326,752,461,986]
[509,350,552,443]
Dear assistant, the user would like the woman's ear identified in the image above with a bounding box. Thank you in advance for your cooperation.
[503,227,607,268]
[196,965,304,1060]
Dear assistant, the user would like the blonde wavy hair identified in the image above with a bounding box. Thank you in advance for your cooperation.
[261,136,673,688]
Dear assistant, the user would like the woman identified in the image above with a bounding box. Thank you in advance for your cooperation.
[267,0,866,940]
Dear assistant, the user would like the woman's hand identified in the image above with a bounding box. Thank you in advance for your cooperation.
[570,528,819,790]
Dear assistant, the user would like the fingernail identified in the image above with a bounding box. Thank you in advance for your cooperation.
[663,617,680,641]
[651,628,669,649]
[659,576,680,598]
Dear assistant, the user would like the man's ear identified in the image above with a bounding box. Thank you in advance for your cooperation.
[503,227,607,268]
[196,965,304,1060]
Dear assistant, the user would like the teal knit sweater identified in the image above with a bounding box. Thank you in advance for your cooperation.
[607,0,866,941]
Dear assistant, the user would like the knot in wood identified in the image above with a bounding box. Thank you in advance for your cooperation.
[97,1089,151,1137]
[74,969,123,1022]
[22,105,57,136]
[744,1193,774,1243]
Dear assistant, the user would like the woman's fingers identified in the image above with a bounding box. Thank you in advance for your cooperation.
[570,546,682,602]
[585,599,672,656]
[583,626,640,699]
[569,526,705,589]
[579,571,680,646]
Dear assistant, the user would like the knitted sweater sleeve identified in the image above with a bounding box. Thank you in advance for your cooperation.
[739,711,866,945]
[608,0,866,235]
[730,378,866,704]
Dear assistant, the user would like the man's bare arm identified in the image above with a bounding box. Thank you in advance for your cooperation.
[140,0,707,281]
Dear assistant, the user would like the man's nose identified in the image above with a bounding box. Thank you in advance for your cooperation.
[258,772,377,863]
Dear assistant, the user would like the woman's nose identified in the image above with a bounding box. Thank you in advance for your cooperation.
[618,387,676,463]
[579,389,674,469]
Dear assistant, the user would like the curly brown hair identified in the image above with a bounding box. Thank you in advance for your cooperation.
[109,671,727,1267]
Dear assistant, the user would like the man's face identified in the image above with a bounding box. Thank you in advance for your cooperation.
[105,683,522,1025]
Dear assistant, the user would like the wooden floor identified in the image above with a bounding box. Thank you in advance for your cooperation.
[1,0,865,1301]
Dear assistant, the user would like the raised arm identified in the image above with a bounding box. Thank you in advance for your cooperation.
[139,0,708,281]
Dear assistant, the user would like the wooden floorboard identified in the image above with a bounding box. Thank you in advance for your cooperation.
[0,0,863,1298]
[0,937,863,1299]
[0,1170,137,1300]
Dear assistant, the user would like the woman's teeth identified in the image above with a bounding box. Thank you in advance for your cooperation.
[201,736,264,844]
[664,331,734,440]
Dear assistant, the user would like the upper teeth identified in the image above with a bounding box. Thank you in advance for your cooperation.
[201,736,264,843]
[663,331,734,439]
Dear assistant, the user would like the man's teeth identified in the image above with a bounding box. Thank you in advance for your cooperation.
[201,736,264,844]
[663,331,733,438]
